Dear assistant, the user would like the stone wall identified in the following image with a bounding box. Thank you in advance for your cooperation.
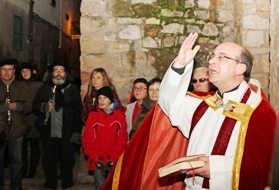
[270,0,279,116]
[239,0,270,95]
[80,0,276,109]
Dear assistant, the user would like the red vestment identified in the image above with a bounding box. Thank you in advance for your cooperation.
[101,90,277,190]
[237,92,277,190]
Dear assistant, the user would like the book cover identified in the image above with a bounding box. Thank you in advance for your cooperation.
[158,154,205,177]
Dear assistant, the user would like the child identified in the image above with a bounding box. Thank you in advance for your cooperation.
[82,86,128,190]
[125,78,149,139]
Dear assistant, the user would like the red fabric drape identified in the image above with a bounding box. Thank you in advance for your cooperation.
[101,104,188,190]
[141,104,187,189]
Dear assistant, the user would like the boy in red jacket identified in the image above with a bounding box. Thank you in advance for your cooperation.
[82,86,128,190]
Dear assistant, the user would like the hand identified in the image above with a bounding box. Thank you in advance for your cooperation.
[186,156,210,178]
[48,102,55,112]
[7,102,17,110]
[106,161,114,172]
[96,161,109,176]
[174,32,200,68]
[96,161,105,169]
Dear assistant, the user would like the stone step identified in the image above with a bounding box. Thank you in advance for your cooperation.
[22,178,93,190]
[3,151,95,190]
[4,174,94,190]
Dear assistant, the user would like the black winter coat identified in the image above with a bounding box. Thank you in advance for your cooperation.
[33,81,82,141]
[0,80,31,140]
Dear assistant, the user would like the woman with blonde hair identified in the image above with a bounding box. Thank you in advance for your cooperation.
[82,68,123,122]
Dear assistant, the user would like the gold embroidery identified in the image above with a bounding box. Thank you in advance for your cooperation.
[112,153,124,190]
[205,93,261,190]
[204,94,252,121]
[231,103,255,190]
[223,103,233,112]
[204,94,223,110]
[223,100,253,122]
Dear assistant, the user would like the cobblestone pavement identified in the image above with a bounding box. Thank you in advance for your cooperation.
[3,153,94,190]
[3,177,94,190]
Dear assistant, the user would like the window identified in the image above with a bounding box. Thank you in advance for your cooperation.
[13,15,23,51]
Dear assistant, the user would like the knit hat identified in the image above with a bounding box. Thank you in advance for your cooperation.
[96,86,114,103]
[0,58,18,68]
[48,61,68,72]
[17,62,34,72]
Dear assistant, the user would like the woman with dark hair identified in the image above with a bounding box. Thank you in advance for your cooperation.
[17,62,42,178]
[148,77,161,101]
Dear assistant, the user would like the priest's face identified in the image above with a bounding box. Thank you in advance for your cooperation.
[208,42,246,93]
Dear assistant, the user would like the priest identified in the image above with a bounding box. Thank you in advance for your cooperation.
[100,32,277,190]
[158,32,277,190]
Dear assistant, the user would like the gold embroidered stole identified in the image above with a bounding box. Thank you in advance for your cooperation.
[112,153,124,190]
[204,93,260,190]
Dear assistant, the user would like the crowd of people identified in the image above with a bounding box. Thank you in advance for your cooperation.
[0,58,167,190]
[0,32,277,190]
[0,60,83,190]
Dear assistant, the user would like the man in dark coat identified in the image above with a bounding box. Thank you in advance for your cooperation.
[0,58,31,190]
[33,62,82,190]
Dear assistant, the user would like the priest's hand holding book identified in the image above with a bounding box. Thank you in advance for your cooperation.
[158,154,210,179]
[186,156,210,178]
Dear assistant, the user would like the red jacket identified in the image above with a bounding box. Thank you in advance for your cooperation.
[82,109,128,171]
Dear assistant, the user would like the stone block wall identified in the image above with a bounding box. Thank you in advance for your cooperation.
[270,0,279,116]
[80,0,274,107]
[239,0,271,97]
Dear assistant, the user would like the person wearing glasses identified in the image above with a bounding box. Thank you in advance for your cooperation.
[191,67,212,92]
[33,62,82,190]
[125,78,148,139]
[128,78,162,140]
[158,32,277,190]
